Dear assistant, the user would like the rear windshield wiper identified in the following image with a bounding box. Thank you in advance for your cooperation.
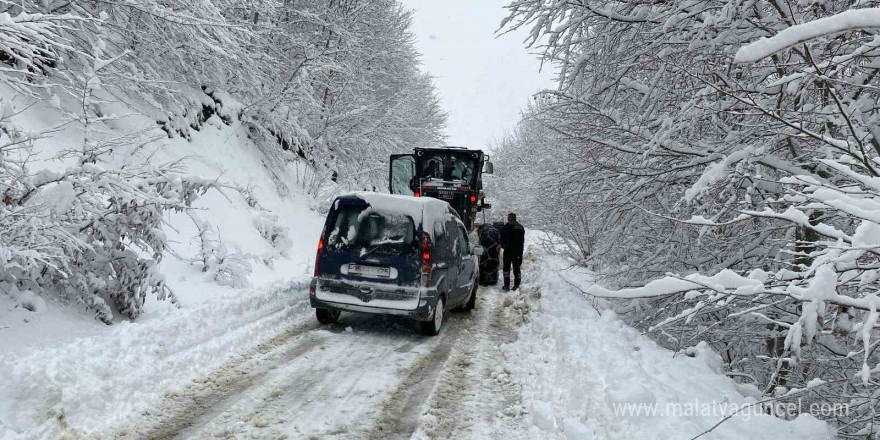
[360,243,384,259]
[360,237,404,259]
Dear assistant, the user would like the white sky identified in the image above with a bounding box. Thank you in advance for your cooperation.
[399,0,556,149]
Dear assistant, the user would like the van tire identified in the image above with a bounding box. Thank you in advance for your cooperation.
[419,296,445,336]
[464,284,477,311]
[316,308,341,325]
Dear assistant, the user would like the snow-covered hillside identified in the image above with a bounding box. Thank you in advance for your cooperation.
[1,90,326,343]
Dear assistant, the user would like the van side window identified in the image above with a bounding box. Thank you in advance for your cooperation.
[434,220,450,260]
[456,225,469,255]
[445,216,461,256]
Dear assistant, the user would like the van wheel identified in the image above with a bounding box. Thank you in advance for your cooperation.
[316,308,341,325]
[464,284,477,311]
[419,296,445,336]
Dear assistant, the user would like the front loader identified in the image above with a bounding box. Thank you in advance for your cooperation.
[388,147,493,232]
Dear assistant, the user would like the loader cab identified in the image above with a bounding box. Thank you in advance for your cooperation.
[389,147,493,231]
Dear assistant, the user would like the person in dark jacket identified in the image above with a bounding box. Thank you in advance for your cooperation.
[499,212,526,291]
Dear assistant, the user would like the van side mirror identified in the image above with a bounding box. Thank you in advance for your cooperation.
[471,245,486,256]
[484,162,494,174]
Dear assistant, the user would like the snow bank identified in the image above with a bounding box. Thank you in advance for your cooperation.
[0,281,312,439]
[500,232,834,439]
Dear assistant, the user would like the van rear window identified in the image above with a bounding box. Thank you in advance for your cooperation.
[327,206,418,255]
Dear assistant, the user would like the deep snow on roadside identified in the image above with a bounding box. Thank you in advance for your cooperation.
[495,232,834,440]
[0,282,314,440]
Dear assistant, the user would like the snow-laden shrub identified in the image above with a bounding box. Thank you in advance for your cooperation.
[1,284,47,314]
[583,158,880,430]
[189,216,254,288]
[0,10,225,322]
[0,101,214,323]
[252,211,292,256]
[209,244,253,288]
[0,9,82,95]
[192,217,219,272]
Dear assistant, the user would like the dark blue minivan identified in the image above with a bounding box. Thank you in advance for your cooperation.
[310,192,484,335]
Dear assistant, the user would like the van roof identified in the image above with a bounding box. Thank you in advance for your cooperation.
[335,192,452,228]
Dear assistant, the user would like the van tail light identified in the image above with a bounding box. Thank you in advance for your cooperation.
[414,189,420,197]
[311,227,326,295]
[470,191,477,203]
[421,234,432,287]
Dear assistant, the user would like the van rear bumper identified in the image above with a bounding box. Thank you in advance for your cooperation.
[310,278,439,321]
[310,296,435,320]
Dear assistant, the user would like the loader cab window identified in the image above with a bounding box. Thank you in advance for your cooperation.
[418,151,478,186]
[421,156,444,180]
[450,157,474,182]
[389,154,416,196]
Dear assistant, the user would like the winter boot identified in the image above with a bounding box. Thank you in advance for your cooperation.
[502,272,511,291]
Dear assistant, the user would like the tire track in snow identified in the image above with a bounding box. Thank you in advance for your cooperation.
[183,318,441,440]
[361,324,464,440]
[417,288,509,439]
[114,320,322,440]
[163,287,312,360]
[417,286,530,439]
[415,247,539,440]
[112,288,510,440]
[362,297,504,440]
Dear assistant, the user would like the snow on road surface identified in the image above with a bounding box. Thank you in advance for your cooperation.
[1,233,833,440]
[0,281,316,439]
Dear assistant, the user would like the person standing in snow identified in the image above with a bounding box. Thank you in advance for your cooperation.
[499,212,526,291]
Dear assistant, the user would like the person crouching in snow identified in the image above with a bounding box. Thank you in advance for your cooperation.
[499,212,525,291]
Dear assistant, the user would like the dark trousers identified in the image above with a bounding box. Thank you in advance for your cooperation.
[503,253,522,288]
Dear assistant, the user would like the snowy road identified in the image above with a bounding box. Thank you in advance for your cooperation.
[109,286,521,440]
[3,239,834,440]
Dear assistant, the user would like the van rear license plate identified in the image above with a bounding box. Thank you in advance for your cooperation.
[438,190,454,200]
[348,264,391,278]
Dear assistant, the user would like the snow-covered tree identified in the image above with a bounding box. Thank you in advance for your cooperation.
[502,1,880,434]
